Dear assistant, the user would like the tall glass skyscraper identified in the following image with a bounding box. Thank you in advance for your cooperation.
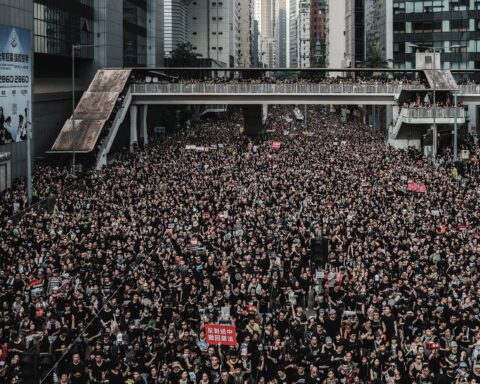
[392,0,479,71]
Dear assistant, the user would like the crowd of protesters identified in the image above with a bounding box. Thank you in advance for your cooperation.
[1,106,480,384]
[132,75,426,88]
[0,164,74,219]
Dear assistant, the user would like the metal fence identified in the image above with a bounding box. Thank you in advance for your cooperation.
[458,84,480,95]
[402,107,466,119]
[132,83,424,95]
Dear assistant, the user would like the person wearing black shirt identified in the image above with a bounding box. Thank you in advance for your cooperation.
[275,366,292,384]
[107,363,125,384]
[293,365,308,384]
[89,353,109,382]
[68,353,87,384]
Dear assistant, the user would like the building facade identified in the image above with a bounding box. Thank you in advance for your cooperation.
[255,0,276,68]
[298,0,311,68]
[288,0,299,67]
[310,0,327,67]
[0,0,164,179]
[365,0,393,66]
[164,0,190,58]
[188,0,240,67]
[345,0,365,68]
[326,0,346,71]
[275,0,288,68]
[392,0,479,71]
[238,0,252,67]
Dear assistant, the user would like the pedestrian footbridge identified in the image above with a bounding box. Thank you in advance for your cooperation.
[50,68,480,169]
[388,107,466,140]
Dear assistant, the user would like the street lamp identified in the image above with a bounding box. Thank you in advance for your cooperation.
[408,43,463,160]
[71,43,95,177]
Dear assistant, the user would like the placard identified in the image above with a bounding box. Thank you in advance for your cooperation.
[271,141,282,149]
[205,324,237,346]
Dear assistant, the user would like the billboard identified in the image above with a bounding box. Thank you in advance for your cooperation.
[0,24,31,144]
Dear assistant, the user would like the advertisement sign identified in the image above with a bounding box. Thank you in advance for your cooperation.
[205,324,237,346]
[0,24,31,144]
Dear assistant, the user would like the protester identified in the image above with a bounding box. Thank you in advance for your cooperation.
[0,106,479,384]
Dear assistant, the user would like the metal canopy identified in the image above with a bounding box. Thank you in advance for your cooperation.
[51,69,131,153]
[423,69,459,91]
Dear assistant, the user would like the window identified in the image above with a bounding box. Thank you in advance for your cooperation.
[450,19,468,32]
[393,22,405,34]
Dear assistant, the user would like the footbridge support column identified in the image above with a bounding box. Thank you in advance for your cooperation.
[130,105,138,152]
[243,105,263,136]
[140,105,148,146]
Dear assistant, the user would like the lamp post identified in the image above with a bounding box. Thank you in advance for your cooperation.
[71,44,94,177]
[409,43,463,160]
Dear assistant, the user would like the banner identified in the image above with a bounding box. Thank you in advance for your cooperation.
[205,324,237,346]
[0,24,31,144]
[407,182,427,193]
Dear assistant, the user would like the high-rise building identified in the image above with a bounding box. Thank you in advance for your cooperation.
[238,0,253,67]
[392,0,477,71]
[254,0,276,68]
[275,0,288,68]
[288,0,299,68]
[325,0,346,71]
[310,0,327,67]
[298,0,311,68]
[365,0,393,66]
[345,0,365,68]
[164,0,190,58]
[188,1,240,67]
[9,0,164,178]
[287,0,310,68]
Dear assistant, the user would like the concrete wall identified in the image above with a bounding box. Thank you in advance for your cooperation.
[33,98,71,158]
[0,0,33,179]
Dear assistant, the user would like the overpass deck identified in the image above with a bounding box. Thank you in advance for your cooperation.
[130,83,422,105]
[129,83,480,105]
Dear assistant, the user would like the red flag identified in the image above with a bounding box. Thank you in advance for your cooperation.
[205,324,237,346]
[29,279,44,288]
[271,141,282,149]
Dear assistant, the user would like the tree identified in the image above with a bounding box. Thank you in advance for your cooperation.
[166,43,203,78]
[365,43,390,69]
[168,42,202,67]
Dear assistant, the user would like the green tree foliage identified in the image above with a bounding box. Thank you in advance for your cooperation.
[168,42,202,68]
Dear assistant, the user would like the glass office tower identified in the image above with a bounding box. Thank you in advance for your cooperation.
[392,0,480,72]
